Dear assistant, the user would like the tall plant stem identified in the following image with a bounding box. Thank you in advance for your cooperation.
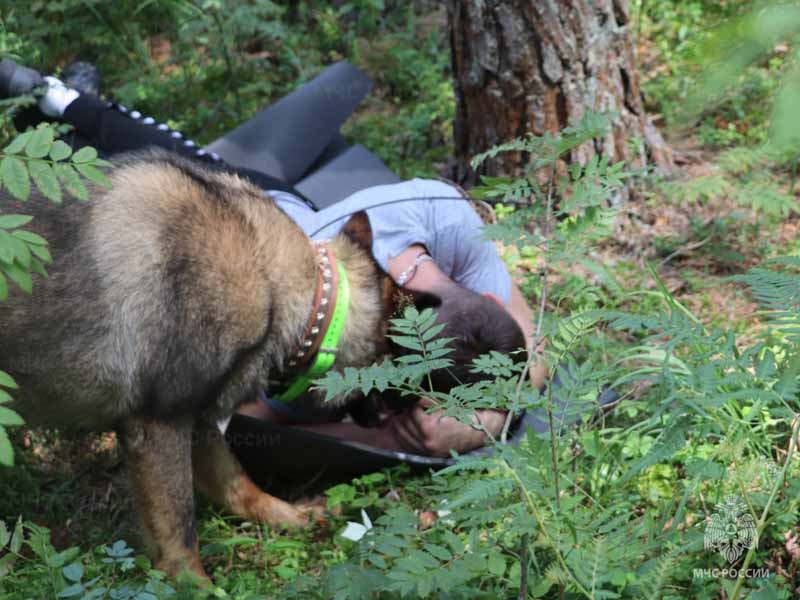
[517,533,530,600]
[504,462,592,598]
[729,414,799,600]
[541,163,561,510]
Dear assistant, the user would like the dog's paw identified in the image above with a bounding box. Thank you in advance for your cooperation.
[243,493,316,528]
[154,553,209,582]
[296,495,329,525]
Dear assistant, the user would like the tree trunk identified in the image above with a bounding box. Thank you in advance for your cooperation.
[446,0,673,191]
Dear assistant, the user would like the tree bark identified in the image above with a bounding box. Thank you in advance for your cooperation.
[447,0,673,191]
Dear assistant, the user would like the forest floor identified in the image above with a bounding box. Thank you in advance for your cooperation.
[1,1,798,598]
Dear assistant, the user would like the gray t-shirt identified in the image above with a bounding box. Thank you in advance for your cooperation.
[269,178,512,304]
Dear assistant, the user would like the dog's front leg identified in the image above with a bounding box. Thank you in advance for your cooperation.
[120,416,206,580]
[192,421,314,527]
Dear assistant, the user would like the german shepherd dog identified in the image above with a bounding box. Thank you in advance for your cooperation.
[0,149,421,579]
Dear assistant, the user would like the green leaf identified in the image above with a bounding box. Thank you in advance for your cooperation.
[421,322,446,342]
[11,229,47,246]
[28,257,48,278]
[0,275,6,301]
[0,407,24,427]
[387,335,423,351]
[47,547,79,569]
[621,416,690,483]
[423,543,452,562]
[487,551,506,577]
[28,161,62,203]
[25,125,54,159]
[71,146,98,163]
[8,518,22,553]
[75,163,111,188]
[442,530,465,555]
[54,163,89,201]
[0,389,12,404]
[0,231,15,264]
[1,261,33,293]
[0,215,33,229]
[0,520,8,548]
[531,578,554,598]
[0,371,18,389]
[0,156,31,201]
[0,427,13,467]
[749,581,782,600]
[1,231,31,269]
[3,131,33,155]
[56,583,85,598]
[0,229,32,267]
[29,245,52,264]
[49,140,73,162]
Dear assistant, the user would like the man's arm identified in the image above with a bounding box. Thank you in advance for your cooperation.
[390,244,547,389]
[508,282,548,389]
[385,243,445,291]
[384,245,548,456]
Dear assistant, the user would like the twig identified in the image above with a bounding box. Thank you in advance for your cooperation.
[657,236,711,267]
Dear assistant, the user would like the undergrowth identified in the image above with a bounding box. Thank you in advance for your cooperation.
[1,2,800,600]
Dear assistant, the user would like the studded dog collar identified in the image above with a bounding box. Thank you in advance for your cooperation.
[272,242,351,403]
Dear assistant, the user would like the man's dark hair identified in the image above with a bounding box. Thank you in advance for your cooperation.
[425,283,526,391]
[351,283,526,425]
[389,282,526,392]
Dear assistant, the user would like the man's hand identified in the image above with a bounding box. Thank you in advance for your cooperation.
[387,399,506,457]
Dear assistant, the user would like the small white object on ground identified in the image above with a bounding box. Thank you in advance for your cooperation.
[340,509,373,542]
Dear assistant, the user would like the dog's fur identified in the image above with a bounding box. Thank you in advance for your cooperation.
[0,150,408,578]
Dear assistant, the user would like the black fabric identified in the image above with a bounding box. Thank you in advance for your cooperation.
[64,95,190,157]
[204,61,373,184]
[61,94,314,204]
[295,143,402,209]
[226,413,452,486]
[227,379,620,481]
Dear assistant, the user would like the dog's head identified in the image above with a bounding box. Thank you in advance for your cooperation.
[324,212,439,375]
[324,212,525,407]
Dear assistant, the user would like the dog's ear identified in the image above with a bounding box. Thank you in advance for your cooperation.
[407,288,441,311]
[341,211,373,253]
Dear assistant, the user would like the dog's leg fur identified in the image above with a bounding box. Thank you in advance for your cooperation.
[120,416,205,579]
[192,422,311,527]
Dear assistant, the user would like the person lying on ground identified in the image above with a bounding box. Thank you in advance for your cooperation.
[31,68,548,457]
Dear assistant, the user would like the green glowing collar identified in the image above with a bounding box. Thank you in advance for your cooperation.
[273,251,350,403]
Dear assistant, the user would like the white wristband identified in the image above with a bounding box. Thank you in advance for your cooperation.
[38,76,80,118]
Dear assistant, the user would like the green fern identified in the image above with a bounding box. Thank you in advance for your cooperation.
[733,257,800,341]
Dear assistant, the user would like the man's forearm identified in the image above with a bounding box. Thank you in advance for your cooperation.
[507,282,548,389]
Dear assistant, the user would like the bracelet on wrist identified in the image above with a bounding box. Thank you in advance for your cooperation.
[396,253,433,287]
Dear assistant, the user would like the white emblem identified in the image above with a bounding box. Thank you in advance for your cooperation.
[704,495,758,564]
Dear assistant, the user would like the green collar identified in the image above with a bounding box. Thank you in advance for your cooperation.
[273,257,350,403]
